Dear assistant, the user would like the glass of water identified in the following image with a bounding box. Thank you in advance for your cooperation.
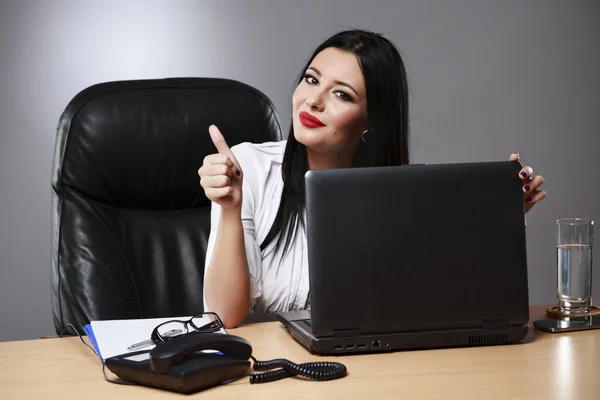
[556,218,594,314]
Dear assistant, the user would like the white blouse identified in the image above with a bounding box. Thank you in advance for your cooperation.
[203,140,310,314]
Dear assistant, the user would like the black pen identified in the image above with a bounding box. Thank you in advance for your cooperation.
[127,328,183,351]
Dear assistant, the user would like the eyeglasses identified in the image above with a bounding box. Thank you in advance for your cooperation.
[150,312,223,343]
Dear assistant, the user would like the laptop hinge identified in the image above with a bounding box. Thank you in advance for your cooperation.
[482,319,510,330]
[333,329,362,338]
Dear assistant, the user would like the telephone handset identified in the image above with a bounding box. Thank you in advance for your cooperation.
[150,332,253,373]
[105,331,346,394]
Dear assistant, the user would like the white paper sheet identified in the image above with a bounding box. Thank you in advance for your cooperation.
[90,315,227,360]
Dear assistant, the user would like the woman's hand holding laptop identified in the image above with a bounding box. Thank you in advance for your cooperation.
[509,152,546,213]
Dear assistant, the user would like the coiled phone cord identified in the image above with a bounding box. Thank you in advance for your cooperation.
[248,356,347,384]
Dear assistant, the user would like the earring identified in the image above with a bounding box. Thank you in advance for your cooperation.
[362,130,369,143]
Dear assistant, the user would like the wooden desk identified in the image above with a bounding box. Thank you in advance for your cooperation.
[0,305,598,399]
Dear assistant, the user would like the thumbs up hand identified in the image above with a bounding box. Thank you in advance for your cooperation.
[198,125,243,209]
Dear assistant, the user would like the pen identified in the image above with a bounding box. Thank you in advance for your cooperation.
[127,328,183,351]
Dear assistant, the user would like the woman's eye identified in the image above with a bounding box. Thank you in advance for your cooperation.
[304,74,318,85]
[335,91,351,101]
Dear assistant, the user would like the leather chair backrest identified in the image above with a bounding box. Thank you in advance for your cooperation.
[51,78,282,333]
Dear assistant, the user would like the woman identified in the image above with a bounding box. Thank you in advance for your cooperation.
[199,29,546,328]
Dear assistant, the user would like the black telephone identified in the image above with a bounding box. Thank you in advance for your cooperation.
[105,333,253,393]
[105,332,346,393]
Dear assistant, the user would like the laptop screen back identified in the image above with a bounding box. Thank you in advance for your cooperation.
[305,162,529,338]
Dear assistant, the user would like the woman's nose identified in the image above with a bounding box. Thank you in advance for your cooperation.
[306,90,325,111]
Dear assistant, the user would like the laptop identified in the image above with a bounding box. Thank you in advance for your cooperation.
[278,161,530,355]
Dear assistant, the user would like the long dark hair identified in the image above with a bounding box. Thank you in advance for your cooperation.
[260,29,410,257]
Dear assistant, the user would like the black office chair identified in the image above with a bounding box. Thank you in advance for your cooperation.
[50,78,282,334]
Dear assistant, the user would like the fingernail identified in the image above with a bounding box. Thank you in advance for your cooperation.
[526,196,532,203]
[523,185,531,192]
[236,170,241,176]
[520,172,527,178]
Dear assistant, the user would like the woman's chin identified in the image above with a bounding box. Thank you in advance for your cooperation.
[293,124,324,147]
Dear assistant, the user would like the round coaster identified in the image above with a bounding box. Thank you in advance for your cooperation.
[546,305,600,319]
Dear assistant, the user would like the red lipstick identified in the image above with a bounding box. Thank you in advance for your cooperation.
[299,111,325,128]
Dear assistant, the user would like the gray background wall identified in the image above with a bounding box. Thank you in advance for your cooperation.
[0,0,598,342]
